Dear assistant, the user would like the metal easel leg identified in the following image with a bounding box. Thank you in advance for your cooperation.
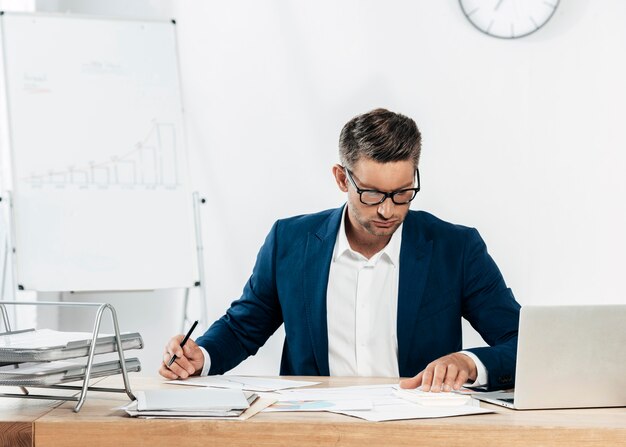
[192,192,208,329]
[181,287,190,334]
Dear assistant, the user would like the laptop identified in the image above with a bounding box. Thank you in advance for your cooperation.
[474,305,626,410]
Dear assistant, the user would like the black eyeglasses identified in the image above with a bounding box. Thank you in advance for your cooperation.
[343,166,420,205]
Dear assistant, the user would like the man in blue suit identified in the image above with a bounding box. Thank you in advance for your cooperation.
[160,108,521,392]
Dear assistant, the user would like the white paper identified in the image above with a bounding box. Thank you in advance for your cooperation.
[0,360,83,375]
[275,384,399,402]
[0,329,105,349]
[136,388,250,411]
[332,403,493,422]
[166,375,321,392]
[277,383,493,421]
[393,388,472,406]
[122,396,277,420]
[264,399,373,412]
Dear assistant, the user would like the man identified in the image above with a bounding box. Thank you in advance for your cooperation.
[160,108,521,392]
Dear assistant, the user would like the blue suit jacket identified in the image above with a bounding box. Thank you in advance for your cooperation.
[196,206,521,390]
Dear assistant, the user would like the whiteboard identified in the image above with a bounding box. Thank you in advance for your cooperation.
[0,13,198,291]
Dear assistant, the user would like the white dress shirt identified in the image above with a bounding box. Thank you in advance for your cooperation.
[326,209,402,377]
[199,207,488,385]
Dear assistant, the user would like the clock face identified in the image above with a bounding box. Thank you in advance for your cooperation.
[459,0,560,39]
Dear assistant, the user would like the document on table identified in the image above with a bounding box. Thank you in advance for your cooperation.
[166,375,320,392]
[123,394,276,420]
[137,388,251,411]
[273,384,493,421]
[123,388,275,419]
[264,399,373,412]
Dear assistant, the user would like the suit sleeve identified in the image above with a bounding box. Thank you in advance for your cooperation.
[194,221,284,375]
[461,228,521,390]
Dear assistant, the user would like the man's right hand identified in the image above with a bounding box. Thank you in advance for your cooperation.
[158,335,205,380]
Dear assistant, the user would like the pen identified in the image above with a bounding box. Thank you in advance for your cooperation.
[167,320,198,367]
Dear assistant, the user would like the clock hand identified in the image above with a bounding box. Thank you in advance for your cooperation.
[494,0,505,11]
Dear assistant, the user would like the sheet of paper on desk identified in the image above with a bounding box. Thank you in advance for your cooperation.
[166,375,321,392]
[333,402,493,422]
[276,384,493,421]
[393,388,472,406]
[275,384,399,402]
[264,399,373,412]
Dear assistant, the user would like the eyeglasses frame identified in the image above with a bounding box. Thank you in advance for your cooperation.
[342,166,420,206]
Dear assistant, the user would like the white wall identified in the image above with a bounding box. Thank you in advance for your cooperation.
[4,0,625,376]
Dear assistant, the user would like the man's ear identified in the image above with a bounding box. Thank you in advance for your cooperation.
[332,164,349,192]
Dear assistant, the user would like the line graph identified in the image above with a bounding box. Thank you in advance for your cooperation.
[22,121,180,189]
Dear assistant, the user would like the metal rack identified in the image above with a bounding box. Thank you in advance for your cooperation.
[0,300,137,412]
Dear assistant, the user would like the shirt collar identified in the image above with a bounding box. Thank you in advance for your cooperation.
[333,205,403,266]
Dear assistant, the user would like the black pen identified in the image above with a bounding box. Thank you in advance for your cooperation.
[167,320,198,367]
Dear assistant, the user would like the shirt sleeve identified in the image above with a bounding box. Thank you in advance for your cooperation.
[198,345,212,376]
[459,350,488,387]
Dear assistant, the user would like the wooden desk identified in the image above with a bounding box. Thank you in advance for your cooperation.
[0,386,59,447]
[0,377,119,447]
[24,375,626,447]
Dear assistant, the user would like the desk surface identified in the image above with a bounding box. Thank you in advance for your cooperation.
[2,375,625,447]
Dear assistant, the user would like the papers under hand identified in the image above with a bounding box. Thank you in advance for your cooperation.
[274,384,494,422]
[393,388,472,406]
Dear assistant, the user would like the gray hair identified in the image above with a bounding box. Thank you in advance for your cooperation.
[338,108,421,170]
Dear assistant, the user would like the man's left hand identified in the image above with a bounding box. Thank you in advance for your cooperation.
[399,352,477,392]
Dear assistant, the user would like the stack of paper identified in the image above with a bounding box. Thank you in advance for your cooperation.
[0,358,141,386]
[124,388,258,419]
[393,387,472,406]
[0,328,143,364]
[274,384,494,422]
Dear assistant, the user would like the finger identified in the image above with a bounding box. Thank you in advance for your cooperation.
[172,352,196,375]
[430,363,447,393]
[399,371,423,389]
[158,363,179,380]
[454,369,469,390]
[442,363,458,392]
[162,352,191,379]
[183,342,201,360]
[420,365,435,392]
[166,337,185,359]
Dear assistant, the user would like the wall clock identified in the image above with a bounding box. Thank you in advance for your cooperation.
[459,0,560,39]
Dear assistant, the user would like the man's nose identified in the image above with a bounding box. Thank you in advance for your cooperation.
[377,197,394,219]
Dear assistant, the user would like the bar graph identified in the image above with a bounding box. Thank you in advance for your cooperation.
[23,121,180,189]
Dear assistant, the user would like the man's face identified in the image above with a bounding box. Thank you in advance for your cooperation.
[337,158,416,239]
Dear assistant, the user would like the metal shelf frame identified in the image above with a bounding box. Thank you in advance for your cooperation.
[0,300,136,412]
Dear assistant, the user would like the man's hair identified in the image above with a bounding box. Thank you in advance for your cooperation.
[338,108,421,170]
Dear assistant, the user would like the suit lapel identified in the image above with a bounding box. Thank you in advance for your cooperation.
[303,206,343,376]
[397,212,433,374]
